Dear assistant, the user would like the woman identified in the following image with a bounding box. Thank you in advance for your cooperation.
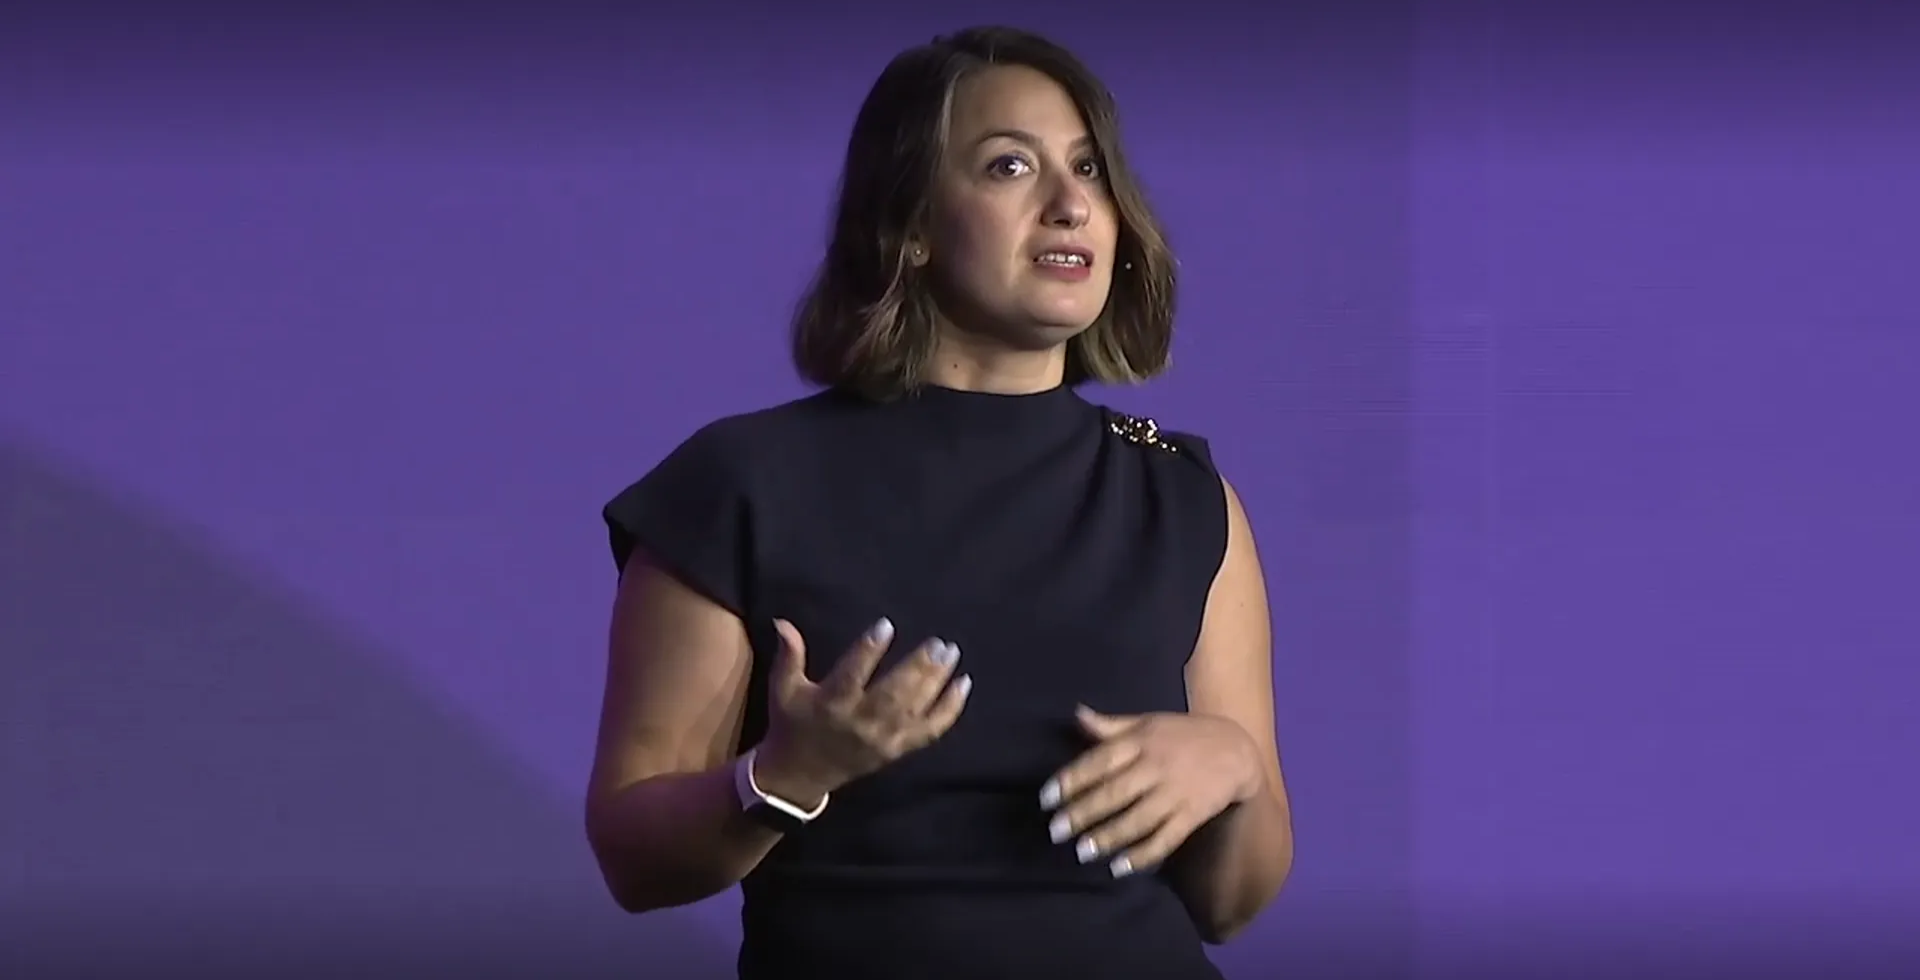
[585,26,1293,980]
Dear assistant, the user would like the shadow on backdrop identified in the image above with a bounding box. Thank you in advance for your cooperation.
[0,443,732,978]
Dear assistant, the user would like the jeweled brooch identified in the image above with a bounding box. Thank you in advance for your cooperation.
[1106,412,1179,453]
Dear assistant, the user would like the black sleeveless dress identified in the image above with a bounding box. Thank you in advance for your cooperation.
[603,383,1230,980]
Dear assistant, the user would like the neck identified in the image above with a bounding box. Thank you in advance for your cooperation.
[925,329,1068,395]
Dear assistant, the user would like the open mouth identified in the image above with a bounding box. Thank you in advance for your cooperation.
[1034,250,1092,268]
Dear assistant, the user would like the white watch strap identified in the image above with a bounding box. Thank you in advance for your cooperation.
[735,747,830,822]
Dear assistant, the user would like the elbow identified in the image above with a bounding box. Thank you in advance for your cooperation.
[591,852,656,915]
[585,806,664,915]
[607,885,674,916]
[585,814,721,915]
[1196,902,1262,946]
[589,846,683,916]
[1195,896,1271,946]
[1198,923,1241,947]
[584,793,739,914]
[587,840,654,915]
[603,881,653,916]
[598,870,723,916]
[1196,857,1294,946]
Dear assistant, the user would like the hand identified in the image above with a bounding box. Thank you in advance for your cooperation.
[753,617,972,805]
[1040,706,1260,878]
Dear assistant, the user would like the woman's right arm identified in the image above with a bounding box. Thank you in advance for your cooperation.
[582,550,833,913]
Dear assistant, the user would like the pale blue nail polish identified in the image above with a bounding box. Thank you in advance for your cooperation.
[1048,814,1071,844]
[867,618,895,644]
[1075,836,1100,864]
[1038,779,1061,810]
[1109,856,1134,878]
[931,641,958,668]
[954,674,973,696]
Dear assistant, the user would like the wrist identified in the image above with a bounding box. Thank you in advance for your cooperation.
[746,744,840,809]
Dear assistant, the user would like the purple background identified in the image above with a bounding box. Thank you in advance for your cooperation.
[4,3,1916,976]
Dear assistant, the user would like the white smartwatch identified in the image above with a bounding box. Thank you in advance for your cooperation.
[732,746,830,833]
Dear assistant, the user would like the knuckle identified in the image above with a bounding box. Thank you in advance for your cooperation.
[880,728,916,757]
[852,717,887,744]
[863,687,903,715]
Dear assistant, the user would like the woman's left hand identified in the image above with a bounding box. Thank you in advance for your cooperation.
[1040,705,1262,878]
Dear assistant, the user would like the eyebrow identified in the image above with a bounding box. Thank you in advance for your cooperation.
[972,128,1094,152]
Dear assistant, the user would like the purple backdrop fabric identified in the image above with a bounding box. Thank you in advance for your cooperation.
[4,3,1916,976]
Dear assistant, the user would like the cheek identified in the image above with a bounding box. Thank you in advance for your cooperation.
[1093,200,1121,250]
[938,214,1019,280]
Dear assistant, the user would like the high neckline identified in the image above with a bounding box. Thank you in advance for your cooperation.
[825,380,1089,442]
[914,382,1073,402]
[903,381,1081,419]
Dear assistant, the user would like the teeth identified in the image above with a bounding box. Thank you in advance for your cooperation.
[1037,252,1088,267]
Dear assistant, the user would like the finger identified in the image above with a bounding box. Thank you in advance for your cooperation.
[870,638,962,714]
[1039,737,1144,811]
[1105,808,1201,879]
[1075,704,1140,740]
[1071,793,1176,870]
[769,619,810,704]
[1047,759,1152,846]
[819,617,896,700]
[919,671,974,739]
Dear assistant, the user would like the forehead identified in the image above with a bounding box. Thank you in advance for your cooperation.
[946,65,1089,146]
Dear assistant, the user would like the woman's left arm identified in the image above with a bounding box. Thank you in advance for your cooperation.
[1165,476,1295,942]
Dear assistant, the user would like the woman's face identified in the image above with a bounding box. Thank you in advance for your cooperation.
[918,65,1120,351]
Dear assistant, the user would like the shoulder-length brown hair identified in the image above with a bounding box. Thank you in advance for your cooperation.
[790,26,1178,400]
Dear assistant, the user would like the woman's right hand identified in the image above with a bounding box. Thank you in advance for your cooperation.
[750,617,973,806]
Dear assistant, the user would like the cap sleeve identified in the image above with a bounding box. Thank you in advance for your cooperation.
[601,425,756,617]
[1163,427,1229,550]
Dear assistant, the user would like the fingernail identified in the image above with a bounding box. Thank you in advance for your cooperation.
[866,618,894,644]
[1075,836,1100,864]
[930,640,958,668]
[954,674,973,697]
[1048,813,1071,844]
[1038,779,1061,810]
[1109,856,1134,878]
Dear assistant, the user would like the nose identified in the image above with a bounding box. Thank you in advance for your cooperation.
[1041,174,1090,229]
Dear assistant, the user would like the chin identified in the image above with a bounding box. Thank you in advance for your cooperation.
[1024,300,1104,333]
[1005,321,1093,352]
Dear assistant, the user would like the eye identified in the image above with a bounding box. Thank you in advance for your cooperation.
[1074,156,1104,180]
[987,154,1034,178]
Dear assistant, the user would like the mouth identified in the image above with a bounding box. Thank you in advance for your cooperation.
[1032,247,1094,269]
